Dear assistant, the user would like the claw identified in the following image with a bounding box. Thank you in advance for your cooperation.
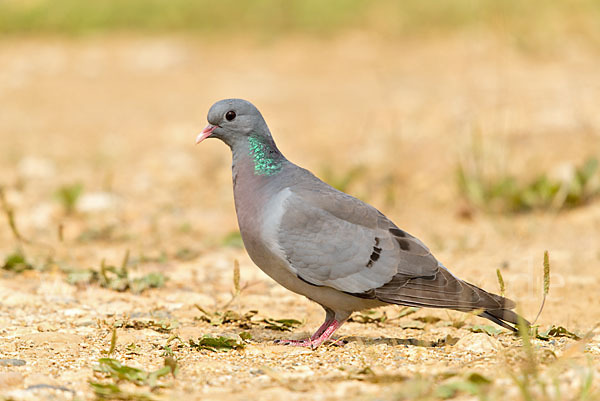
[273,338,314,347]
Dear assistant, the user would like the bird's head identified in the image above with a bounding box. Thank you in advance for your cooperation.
[196,99,270,147]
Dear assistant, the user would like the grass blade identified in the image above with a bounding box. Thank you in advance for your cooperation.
[0,186,28,244]
[533,251,550,325]
[233,259,240,295]
[102,328,117,355]
[496,268,506,297]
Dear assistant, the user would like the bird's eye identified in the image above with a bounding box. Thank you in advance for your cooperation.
[225,111,236,121]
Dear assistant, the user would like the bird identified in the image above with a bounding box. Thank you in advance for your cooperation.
[196,98,529,348]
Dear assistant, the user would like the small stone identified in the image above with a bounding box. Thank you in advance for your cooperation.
[0,359,26,367]
[17,156,56,179]
[63,308,86,317]
[26,383,75,393]
[454,332,501,353]
[76,192,118,213]
[37,322,58,332]
[73,318,95,327]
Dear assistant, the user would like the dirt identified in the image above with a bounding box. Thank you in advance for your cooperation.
[0,34,599,400]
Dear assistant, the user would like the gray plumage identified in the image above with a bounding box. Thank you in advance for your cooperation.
[197,99,528,347]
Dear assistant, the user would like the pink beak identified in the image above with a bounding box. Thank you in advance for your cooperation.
[196,124,218,144]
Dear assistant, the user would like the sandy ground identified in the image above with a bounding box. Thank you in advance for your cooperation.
[1,33,599,400]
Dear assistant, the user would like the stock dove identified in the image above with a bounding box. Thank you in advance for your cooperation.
[196,99,528,347]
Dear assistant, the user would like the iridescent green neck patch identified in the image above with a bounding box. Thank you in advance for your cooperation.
[248,134,282,176]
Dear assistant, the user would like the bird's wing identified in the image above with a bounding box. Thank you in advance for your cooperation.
[271,182,510,312]
[272,184,439,294]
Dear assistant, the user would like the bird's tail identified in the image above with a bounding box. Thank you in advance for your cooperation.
[372,268,530,332]
[462,279,530,332]
[478,308,530,333]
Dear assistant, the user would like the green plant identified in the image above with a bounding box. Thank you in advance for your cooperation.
[90,330,177,400]
[262,318,303,332]
[2,0,600,47]
[0,186,28,243]
[55,183,83,214]
[533,250,551,324]
[66,250,167,293]
[1,250,34,273]
[194,306,257,327]
[113,318,178,333]
[89,382,156,400]
[93,358,172,387]
[189,334,248,352]
[221,231,244,248]
[468,324,503,336]
[457,156,600,213]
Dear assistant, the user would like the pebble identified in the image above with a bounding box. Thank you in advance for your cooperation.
[0,359,26,367]
[73,318,95,327]
[17,156,56,179]
[26,383,75,393]
[37,322,58,332]
[63,308,86,317]
[76,192,117,213]
[454,332,501,353]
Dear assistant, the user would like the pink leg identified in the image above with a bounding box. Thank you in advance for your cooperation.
[275,318,332,346]
[311,318,334,340]
[310,319,344,348]
[274,319,344,348]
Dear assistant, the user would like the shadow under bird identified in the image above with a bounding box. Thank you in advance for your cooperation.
[196,98,529,348]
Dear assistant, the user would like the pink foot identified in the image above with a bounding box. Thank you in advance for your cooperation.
[273,338,314,347]
[274,319,344,348]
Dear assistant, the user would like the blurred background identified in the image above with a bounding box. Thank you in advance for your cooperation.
[1,0,600,325]
[1,2,600,399]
